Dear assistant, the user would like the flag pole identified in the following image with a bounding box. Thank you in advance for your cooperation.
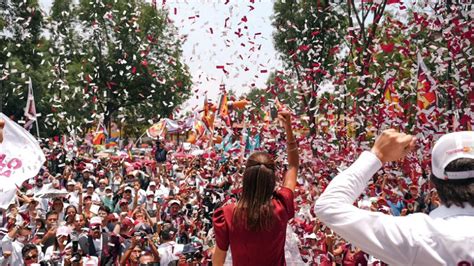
[35,118,40,139]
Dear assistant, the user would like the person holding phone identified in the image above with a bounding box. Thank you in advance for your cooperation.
[212,110,299,266]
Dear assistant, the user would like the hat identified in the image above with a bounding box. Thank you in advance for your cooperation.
[56,226,72,237]
[124,187,133,192]
[149,181,156,187]
[303,233,318,240]
[87,182,94,188]
[119,199,129,206]
[432,131,474,180]
[105,186,112,191]
[122,217,134,228]
[146,190,154,197]
[169,200,181,207]
[67,180,76,186]
[107,213,119,221]
[90,216,102,226]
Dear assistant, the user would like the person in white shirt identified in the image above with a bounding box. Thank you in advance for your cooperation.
[1,225,43,265]
[157,224,184,266]
[84,182,101,204]
[315,129,474,265]
[95,179,108,198]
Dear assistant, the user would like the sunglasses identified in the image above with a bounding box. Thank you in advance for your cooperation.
[24,254,38,260]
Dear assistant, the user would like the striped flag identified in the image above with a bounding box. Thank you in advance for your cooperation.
[24,78,37,131]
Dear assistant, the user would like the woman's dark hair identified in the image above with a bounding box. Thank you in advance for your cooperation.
[21,243,37,257]
[46,210,59,219]
[98,206,110,214]
[430,158,474,208]
[233,152,276,231]
[65,205,78,224]
[53,235,71,250]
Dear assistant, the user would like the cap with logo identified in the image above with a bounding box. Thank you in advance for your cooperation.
[431,131,474,180]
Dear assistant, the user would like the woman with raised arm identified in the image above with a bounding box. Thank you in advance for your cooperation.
[212,110,299,266]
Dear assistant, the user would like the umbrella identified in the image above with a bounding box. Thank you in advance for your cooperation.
[35,188,69,199]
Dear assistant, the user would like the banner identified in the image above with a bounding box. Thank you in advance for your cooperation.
[0,113,46,191]
[147,119,181,139]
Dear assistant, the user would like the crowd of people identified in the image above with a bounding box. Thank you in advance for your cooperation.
[0,117,453,266]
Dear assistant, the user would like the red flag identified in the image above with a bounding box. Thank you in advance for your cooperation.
[383,78,403,118]
[203,94,209,117]
[202,95,213,130]
[24,78,37,131]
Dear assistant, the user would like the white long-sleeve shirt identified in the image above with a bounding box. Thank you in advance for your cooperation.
[314,151,474,266]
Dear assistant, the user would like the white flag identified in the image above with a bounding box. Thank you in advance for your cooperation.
[24,77,37,131]
[0,113,45,191]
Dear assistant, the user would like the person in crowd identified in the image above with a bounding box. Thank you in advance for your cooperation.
[40,211,59,252]
[43,225,71,263]
[22,243,41,266]
[64,205,78,227]
[157,224,184,266]
[2,223,43,265]
[212,110,299,266]
[315,130,474,265]
[78,216,120,265]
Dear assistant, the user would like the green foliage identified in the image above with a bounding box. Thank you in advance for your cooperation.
[1,0,192,138]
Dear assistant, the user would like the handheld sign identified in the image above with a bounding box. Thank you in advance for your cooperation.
[0,113,45,191]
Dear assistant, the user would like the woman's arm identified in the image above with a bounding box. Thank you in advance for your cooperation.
[279,111,299,192]
[212,246,227,266]
[119,238,137,265]
[77,184,83,214]
[132,184,140,210]
[147,238,160,263]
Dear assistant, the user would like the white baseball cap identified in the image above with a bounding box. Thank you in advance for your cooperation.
[56,226,72,237]
[431,131,474,180]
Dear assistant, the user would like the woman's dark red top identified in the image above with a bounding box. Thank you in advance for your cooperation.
[212,187,295,266]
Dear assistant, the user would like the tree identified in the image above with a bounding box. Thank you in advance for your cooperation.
[272,0,348,153]
[0,0,50,130]
[2,0,192,138]
[76,0,192,136]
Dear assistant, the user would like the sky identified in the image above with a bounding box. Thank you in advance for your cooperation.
[39,0,282,112]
